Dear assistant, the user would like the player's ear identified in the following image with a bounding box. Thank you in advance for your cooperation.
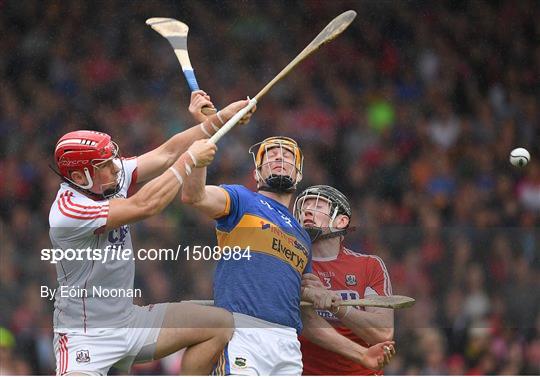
[70,170,86,185]
[336,214,350,229]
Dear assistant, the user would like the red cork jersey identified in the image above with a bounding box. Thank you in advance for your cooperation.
[300,246,392,375]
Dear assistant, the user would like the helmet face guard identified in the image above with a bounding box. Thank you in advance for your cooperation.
[294,185,351,242]
[55,131,125,199]
[249,136,303,193]
[92,145,125,198]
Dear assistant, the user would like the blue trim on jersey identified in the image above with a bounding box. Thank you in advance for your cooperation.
[224,344,230,375]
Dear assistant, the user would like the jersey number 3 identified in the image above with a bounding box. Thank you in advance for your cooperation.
[323,277,331,289]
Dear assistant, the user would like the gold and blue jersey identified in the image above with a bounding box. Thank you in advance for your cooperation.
[214,184,312,333]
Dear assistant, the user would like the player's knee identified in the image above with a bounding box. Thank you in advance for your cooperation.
[225,326,234,341]
[215,326,234,345]
[208,309,234,343]
[215,312,234,342]
[211,307,234,329]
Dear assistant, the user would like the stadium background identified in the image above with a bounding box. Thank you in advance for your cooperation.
[1,0,539,374]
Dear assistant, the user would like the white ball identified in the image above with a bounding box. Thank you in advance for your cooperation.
[509,147,530,167]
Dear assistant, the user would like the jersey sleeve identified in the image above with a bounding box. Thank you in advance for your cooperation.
[215,184,246,231]
[120,157,138,197]
[50,191,110,242]
[365,256,393,297]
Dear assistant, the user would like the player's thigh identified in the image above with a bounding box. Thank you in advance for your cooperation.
[155,302,233,358]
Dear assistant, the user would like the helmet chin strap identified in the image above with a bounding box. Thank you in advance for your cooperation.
[258,185,296,194]
[307,226,348,242]
[62,167,94,190]
[79,168,94,189]
[256,165,297,193]
[50,165,120,200]
[306,207,348,242]
[257,174,296,193]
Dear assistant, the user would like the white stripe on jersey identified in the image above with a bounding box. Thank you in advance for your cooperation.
[58,192,109,219]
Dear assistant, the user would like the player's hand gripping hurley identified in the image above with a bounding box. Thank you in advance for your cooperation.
[146,18,217,116]
[178,10,356,144]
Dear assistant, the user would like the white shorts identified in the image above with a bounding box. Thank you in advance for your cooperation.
[53,303,168,375]
[212,313,303,376]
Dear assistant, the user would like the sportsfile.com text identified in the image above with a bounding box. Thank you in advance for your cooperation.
[40,245,252,264]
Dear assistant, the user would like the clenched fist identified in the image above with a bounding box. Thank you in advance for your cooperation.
[187,139,217,167]
[302,286,342,311]
[189,90,216,123]
[218,99,257,126]
[360,341,396,370]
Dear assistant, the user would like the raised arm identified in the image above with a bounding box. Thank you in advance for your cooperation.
[105,139,216,231]
[181,165,229,219]
[136,98,251,183]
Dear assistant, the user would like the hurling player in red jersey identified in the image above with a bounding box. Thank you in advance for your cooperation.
[294,185,394,375]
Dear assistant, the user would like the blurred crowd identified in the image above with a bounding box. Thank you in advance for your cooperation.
[1,0,539,375]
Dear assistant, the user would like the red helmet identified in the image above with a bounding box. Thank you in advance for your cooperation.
[54,130,120,192]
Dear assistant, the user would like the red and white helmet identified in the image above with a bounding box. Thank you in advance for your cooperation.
[54,130,122,196]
